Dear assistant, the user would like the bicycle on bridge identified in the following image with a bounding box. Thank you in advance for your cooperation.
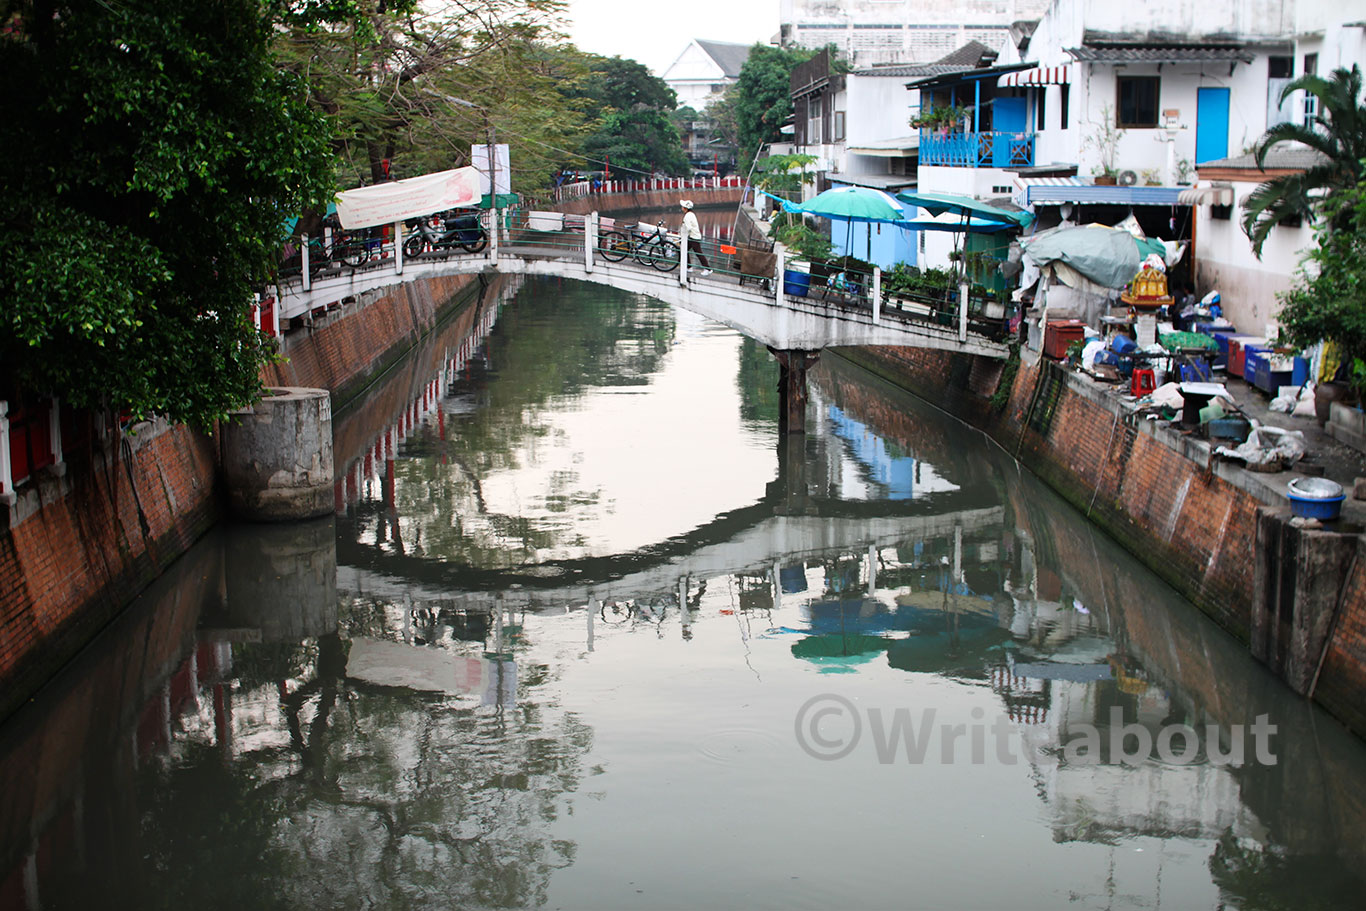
[596,220,680,272]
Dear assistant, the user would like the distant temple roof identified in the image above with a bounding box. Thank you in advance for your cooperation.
[694,40,753,79]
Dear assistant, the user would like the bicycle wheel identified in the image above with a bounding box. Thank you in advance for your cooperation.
[600,601,633,624]
[650,239,680,272]
[598,230,630,262]
[340,234,368,267]
[633,236,660,268]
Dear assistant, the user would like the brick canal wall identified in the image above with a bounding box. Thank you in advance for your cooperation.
[263,271,484,411]
[0,271,489,722]
[0,422,219,723]
[837,344,1366,737]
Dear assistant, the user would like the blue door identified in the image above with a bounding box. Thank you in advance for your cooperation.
[1196,88,1230,164]
[992,97,1028,167]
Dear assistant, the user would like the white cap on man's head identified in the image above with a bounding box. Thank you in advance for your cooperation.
[680,199,694,209]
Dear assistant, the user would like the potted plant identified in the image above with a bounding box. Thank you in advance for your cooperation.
[1084,104,1124,184]
[910,104,970,134]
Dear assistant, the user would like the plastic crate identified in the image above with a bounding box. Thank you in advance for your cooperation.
[1043,320,1086,359]
[1224,335,1264,377]
[1211,330,1243,370]
[1241,347,1271,382]
[1251,354,1293,395]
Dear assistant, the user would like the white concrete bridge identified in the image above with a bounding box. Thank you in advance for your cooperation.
[338,505,1006,613]
[275,215,1011,358]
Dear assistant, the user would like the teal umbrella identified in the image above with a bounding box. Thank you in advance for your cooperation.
[900,210,1020,234]
[894,191,1033,229]
[785,185,909,224]
[791,632,891,674]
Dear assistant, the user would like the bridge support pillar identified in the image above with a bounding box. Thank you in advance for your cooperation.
[770,348,820,436]
[222,387,334,521]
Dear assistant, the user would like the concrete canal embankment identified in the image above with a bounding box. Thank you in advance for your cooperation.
[0,269,505,722]
[837,342,1366,737]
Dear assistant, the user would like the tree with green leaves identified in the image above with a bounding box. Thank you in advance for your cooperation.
[721,44,819,164]
[557,51,688,177]
[1,0,337,428]
[274,0,573,187]
[1276,174,1366,393]
[1241,65,1366,257]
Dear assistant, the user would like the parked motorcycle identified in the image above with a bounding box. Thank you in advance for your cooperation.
[403,211,488,257]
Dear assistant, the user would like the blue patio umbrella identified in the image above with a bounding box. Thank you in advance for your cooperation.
[774,185,919,261]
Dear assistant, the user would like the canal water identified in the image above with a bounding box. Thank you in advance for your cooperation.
[4,270,1366,911]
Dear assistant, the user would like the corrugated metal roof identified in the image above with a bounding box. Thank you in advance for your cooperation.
[854,63,959,77]
[855,41,996,78]
[847,135,921,155]
[831,174,917,190]
[1024,185,1187,206]
[1066,46,1255,63]
[935,40,996,69]
[1197,148,1330,171]
[905,61,1034,89]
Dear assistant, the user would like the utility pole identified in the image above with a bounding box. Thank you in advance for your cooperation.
[487,121,499,259]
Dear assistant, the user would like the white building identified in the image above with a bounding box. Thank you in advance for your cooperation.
[660,39,754,112]
[903,0,1365,330]
[780,0,1051,68]
[1191,5,1366,332]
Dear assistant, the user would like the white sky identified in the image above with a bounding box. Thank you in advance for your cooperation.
[562,0,779,76]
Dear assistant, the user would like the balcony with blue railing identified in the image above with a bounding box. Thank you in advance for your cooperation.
[919,130,1035,168]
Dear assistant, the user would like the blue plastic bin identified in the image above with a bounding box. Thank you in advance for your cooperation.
[1179,361,1212,382]
[1291,356,1309,387]
[1287,478,1346,520]
[782,269,810,298]
[1288,493,1345,520]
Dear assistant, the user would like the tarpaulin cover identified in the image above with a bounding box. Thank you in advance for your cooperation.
[335,167,482,229]
[1020,225,1168,290]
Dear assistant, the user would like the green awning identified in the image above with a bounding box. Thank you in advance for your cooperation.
[894,191,1034,229]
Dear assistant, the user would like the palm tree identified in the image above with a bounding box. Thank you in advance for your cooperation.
[1241,65,1366,257]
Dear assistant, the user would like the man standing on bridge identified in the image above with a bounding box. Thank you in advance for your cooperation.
[680,200,711,277]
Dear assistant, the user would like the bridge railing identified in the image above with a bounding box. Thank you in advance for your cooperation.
[550,175,749,203]
[269,209,1010,349]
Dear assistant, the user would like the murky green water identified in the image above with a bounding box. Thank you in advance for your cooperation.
[4,273,1366,911]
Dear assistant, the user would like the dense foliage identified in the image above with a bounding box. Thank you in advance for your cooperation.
[0,0,336,427]
[1277,174,1366,392]
[274,0,574,187]
[1242,65,1366,257]
[564,53,689,177]
[711,44,819,165]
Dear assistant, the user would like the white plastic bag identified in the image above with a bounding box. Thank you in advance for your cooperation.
[1270,385,1300,413]
[1292,383,1318,418]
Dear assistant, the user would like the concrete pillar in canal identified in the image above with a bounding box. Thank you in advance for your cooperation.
[770,349,821,436]
[770,349,820,513]
[221,387,334,521]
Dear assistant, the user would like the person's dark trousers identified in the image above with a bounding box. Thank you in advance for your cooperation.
[687,238,710,269]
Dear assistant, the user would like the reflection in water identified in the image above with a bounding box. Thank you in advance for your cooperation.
[4,273,1366,910]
